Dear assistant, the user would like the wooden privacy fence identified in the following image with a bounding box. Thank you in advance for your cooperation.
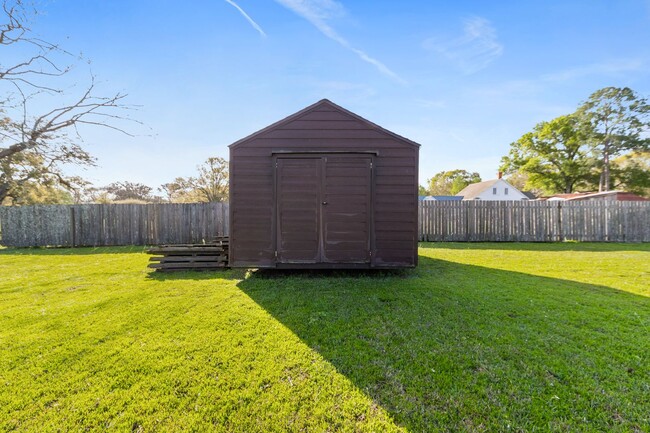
[418,200,650,242]
[1,201,649,247]
[0,203,229,247]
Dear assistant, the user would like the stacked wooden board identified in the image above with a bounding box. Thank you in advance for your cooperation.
[147,237,229,272]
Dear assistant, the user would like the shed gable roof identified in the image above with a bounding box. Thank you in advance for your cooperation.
[229,99,421,149]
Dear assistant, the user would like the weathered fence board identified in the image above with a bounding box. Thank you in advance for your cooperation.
[0,203,229,247]
[1,201,648,247]
[417,201,650,242]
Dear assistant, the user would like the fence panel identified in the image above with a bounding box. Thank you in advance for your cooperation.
[0,203,230,247]
[418,200,650,242]
[1,201,649,247]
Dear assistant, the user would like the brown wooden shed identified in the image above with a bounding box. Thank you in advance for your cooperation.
[228,99,420,269]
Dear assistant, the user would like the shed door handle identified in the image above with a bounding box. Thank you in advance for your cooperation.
[322,201,328,205]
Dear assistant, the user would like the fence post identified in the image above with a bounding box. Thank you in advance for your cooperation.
[464,202,469,242]
[70,206,76,247]
[221,202,227,237]
[557,202,562,242]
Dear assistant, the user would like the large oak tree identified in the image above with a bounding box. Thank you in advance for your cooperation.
[501,87,649,195]
[577,87,650,192]
[500,114,594,194]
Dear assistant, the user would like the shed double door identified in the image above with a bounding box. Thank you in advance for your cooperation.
[276,155,372,264]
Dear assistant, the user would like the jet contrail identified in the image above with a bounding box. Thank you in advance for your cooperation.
[225,0,267,38]
[274,0,404,83]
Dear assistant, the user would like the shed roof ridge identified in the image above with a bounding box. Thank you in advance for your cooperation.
[228,99,421,149]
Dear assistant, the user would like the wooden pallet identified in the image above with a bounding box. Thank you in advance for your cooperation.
[147,238,229,272]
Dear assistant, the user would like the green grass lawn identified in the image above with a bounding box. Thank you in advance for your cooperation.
[0,243,648,432]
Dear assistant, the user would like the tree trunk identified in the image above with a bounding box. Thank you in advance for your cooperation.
[601,141,610,192]
[0,183,11,204]
[563,176,572,193]
[0,141,30,161]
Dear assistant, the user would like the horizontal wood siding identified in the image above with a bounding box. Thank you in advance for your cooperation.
[373,150,418,266]
[276,158,322,263]
[230,104,419,267]
[229,151,274,267]
[322,156,372,263]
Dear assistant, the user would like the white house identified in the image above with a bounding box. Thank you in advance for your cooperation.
[456,174,529,201]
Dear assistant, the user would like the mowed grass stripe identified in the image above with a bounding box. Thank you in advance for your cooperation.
[0,243,648,432]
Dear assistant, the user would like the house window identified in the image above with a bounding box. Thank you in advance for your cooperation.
[505,188,509,195]
[493,187,497,195]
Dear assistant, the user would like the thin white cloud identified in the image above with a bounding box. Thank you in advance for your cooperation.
[424,16,503,74]
[225,0,267,38]
[448,131,467,144]
[313,80,377,101]
[466,58,645,102]
[274,0,405,84]
[540,59,644,82]
[415,98,447,109]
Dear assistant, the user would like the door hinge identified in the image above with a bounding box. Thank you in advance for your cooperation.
[275,250,278,258]
[369,250,372,257]
[370,161,373,169]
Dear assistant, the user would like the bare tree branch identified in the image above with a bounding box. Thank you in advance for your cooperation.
[1,0,141,204]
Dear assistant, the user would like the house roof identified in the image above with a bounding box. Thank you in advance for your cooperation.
[229,99,421,149]
[546,192,590,201]
[544,191,650,201]
[420,195,464,201]
[455,179,499,199]
[564,191,650,201]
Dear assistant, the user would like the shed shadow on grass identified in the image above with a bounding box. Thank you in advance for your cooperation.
[146,267,413,282]
[237,255,650,432]
[244,268,412,279]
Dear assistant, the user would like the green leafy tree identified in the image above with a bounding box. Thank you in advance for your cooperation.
[103,181,154,202]
[76,186,112,204]
[427,169,481,196]
[610,151,650,196]
[159,157,229,203]
[159,177,194,203]
[1,180,74,205]
[418,185,428,196]
[190,157,229,202]
[577,87,650,191]
[15,183,74,205]
[500,114,595,194]
[1,143,90,204]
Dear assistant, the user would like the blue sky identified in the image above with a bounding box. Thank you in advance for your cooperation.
[14,0,650,189]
